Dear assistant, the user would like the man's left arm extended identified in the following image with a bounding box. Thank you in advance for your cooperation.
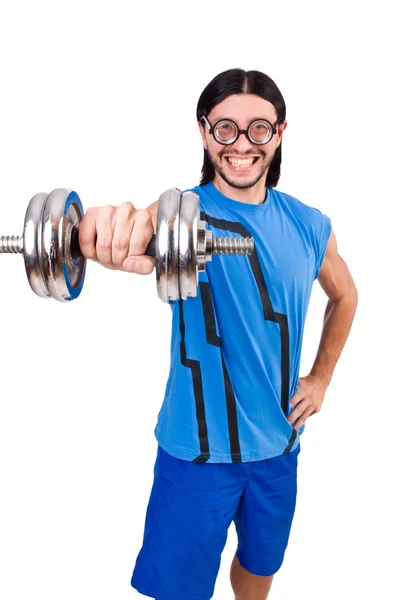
[288,230,359,429]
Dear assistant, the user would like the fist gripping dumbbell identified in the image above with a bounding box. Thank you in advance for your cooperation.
[0,188,254,303]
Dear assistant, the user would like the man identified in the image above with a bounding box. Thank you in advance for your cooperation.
[79,68,358,600]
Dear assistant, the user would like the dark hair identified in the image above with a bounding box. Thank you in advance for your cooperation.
[196,68,286,187]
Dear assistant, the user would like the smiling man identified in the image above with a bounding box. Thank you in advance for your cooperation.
[132,69,357,600]
[131,68,358,599]
[79,68,358,600]
[199,96,283,192]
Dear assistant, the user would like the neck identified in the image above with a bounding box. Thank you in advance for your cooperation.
[212,174,268,205]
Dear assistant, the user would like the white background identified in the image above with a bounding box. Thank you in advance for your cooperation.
[0,1,395,599]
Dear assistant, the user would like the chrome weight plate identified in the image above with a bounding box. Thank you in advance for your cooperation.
[41,189,86,302]
[156,188,181,303]
[178,191,200,300]
[23,192,51,298]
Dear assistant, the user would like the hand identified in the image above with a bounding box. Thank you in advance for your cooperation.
[287,375,328,429]
[78,203,155,274]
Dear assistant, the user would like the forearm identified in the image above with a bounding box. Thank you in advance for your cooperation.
[309,293,358,388]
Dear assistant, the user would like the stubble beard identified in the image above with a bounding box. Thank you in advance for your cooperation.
[208,148,272,190]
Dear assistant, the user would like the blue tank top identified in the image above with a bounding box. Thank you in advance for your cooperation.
[154,182,332,463]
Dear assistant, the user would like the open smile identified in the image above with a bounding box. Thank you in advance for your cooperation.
[223,155,261,172]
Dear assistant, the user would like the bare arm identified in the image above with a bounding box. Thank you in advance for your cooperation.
[288,229,358,429]
[310,229,358,387]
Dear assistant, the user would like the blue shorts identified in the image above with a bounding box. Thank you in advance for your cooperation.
[131,443,300,600]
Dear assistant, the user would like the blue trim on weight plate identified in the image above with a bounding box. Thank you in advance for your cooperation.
[63,190,86,301]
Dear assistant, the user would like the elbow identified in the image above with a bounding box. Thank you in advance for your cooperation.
[351,281,359,311]
[329,281,358,313]
[339,283,359,315]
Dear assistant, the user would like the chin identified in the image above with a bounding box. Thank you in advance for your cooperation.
[230,181,261,190]
[220,171,266,190]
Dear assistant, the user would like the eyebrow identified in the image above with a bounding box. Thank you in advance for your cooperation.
[213,116,274,123]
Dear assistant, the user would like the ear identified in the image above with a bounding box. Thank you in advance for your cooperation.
[276,120,288,147]
[198,121,208,150]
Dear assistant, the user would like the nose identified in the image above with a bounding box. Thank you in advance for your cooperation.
[229,131,253,153]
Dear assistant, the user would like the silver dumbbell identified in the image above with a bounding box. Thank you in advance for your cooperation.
[0,187,254,303]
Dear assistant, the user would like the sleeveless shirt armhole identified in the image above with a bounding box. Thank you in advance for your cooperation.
[314,214,332,280]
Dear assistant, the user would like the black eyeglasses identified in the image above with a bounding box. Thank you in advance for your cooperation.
[201,115,280,146]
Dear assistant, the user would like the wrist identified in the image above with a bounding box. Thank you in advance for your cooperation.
[308,370,331,390]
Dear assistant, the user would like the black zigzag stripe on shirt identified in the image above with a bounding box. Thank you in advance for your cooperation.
[178,300,210,462]
[179,281,243,462]
[177,212,294,461]
[199,281,242,463]
[201,211,293,456]
[283,429,297,454]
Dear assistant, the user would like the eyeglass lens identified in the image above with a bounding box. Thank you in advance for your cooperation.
[214,120,273,144]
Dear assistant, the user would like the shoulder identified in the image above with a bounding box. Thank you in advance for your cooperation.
[272,188,330,229]
[189,184,210,199]
[273,189,332,278]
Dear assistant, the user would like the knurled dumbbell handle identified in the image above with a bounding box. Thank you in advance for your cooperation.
[70,227,157,260]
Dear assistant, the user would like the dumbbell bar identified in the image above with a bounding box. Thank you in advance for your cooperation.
[0,188,254,303]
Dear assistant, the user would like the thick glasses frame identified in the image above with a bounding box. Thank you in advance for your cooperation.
[201,114,280,146]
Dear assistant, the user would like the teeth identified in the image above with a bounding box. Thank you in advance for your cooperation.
[226,157,255,167]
